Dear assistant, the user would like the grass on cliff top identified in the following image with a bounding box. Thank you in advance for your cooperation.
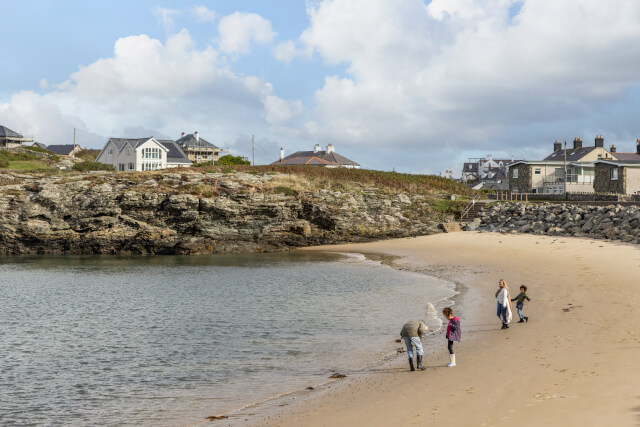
[193,165,473,196]
[6,160,54,171]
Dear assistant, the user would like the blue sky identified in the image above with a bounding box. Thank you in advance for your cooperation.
[2,0,640,174]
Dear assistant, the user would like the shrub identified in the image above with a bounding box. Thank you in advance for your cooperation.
[0,159,8,168]
[274,185,297,196]
[24,145,52,154]
[72,161,115,171]
[217,155,250,165]
[75,149,101,162]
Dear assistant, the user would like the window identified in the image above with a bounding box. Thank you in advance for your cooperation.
[142,147,162,159]
[108,148,113,155]
[611,168,618,180]
[512,168,518,178]
[118,163,125,171]
[597,154,602,160]
[127,148,131,156]
[128,162,134,170]
[534,168,541,175]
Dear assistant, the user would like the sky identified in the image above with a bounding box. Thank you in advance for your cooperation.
[2,0,640,174]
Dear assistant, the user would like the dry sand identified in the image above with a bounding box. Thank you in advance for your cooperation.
[255,232,640,427]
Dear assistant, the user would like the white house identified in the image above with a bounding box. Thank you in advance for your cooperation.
[96,137,191,171]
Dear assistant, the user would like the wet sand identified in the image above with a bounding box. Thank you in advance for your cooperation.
[254,232,640,427]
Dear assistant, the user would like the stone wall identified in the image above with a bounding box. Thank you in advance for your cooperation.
[466,202,640,244]
[0,171,447,255]
[594,163,625,194]
[508,164,531,193]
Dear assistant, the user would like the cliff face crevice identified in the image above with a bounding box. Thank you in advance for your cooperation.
[0,171,449,255]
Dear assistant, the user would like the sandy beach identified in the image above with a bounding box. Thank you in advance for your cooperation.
[255,232,640,427]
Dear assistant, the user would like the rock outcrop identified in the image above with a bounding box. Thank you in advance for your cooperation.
[471,202,640,243]
[0,171,449,255]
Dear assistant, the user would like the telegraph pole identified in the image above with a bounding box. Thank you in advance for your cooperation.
[252,134,255,166]
[73,127,76,148]
[563,140,567,196]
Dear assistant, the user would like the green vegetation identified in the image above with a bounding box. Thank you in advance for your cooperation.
[72,161,115,171]
[274,185,297,196]
[191,164,473,196]
[7,160,53,171]
[23,145,52,154]
[75,149,101,162]
[217,155,250,165]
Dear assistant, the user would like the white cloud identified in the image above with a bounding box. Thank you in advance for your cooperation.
[218,12,275,54]
[192,6,216,23]
[153,7,181,33]
[1,29,301,148]
[293,0,640,156]
[274,40,298,63]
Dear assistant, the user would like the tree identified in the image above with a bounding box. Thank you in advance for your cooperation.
[217,155,250,165]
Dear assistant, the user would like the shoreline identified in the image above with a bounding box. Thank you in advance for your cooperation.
[198,251,461,426]
[252,232,640,427]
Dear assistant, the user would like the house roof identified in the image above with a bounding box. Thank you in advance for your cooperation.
[543,146,615,162]
[46,144,77,155]
[176,133,222,150]
[273,150,360,167]
[0,125,23,139]
[109,137,154,151]
[594,159,640,167]
[158,140,192,164]
[32,142,48,149]
[611,152,640,161]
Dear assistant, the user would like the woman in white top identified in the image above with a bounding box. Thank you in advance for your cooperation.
[495,279,512,329]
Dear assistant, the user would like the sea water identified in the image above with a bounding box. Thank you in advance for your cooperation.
[0,251,455,426]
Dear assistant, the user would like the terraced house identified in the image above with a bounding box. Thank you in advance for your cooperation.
[509,136,616,194]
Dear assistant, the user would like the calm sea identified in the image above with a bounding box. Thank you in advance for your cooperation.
[0,251,455,426]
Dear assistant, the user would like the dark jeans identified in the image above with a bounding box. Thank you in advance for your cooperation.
[496,302,508,323]
[448,340,454,354]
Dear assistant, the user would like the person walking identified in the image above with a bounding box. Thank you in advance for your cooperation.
[400,320,428,371]
[511,285,532,323]
[495,279,512,329]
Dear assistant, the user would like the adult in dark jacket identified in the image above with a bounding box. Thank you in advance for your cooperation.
[400,320,428,371]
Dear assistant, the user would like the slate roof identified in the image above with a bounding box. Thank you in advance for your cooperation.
[273,150,360,167]
[176,133,221,150]
[158,140,192,164]
[0,125,23,139]
[612,153,640,161]
[109,137,153,151]
[46,144,77,155]
[32,142,48,149]
[543,146,597,162]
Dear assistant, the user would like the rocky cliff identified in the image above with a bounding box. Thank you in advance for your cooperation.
[469,202,640,243]
[0,171,451,255]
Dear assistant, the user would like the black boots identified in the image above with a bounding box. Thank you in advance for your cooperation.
[524,316,529,323]
[416,355,426,370]
[518,319,524,323]
[501,322,509,329]
[408,356,425,371]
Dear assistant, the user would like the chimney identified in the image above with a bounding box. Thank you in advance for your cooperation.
[326,144,334,153]
[194,131,199,141]
[553,140,562,152]
[314,144,321,153]
[280,147,284,161]
[573,137,582,149]
[636,139,640,155]
[610,144,616,153]
[595,135,604,147]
